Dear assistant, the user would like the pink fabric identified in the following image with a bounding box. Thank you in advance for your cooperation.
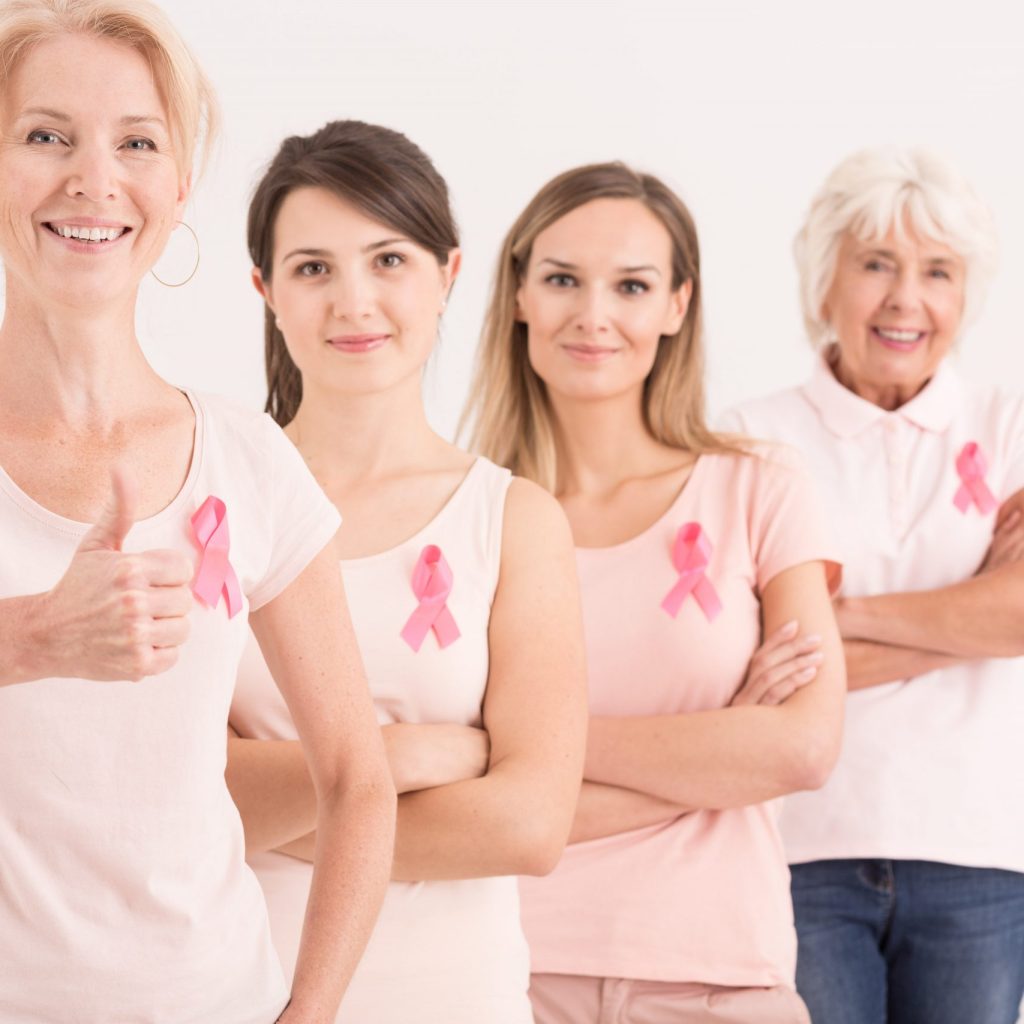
[954,442,997,515]
[661,522,722,622]
[191,495,243,618]
[233,458,535,1024]
[400,544,461,650]
[0,392,341,1022]
[519,451,840,987]
[722,353,1024,875]
[529,973,810,1024]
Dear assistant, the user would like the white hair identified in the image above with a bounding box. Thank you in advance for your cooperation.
[794,147,998,346]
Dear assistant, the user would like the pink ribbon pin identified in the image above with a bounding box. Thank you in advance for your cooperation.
[661,522,722,623]
[401,545,461,652]
[190,496,243,619]
[953,442,997,516]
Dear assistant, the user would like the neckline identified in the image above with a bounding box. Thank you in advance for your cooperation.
[341,456,486,567]
[0,388,204,535]
[574,454,707,556]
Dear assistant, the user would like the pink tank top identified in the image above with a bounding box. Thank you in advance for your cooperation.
[231,457,534,1024]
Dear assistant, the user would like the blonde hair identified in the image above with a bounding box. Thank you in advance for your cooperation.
[0,0,218,172]
[795,146,997,346]
[463,161,738,491]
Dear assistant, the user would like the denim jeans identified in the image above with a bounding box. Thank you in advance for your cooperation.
[790,859,1024,1024]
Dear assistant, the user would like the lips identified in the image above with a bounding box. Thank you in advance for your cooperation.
[563,343,619,362]
[327,334,389,353]
[872,326,926,351]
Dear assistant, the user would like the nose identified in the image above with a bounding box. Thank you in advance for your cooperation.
[64,142,119,203]
[884,267,923,314]
[329,270,374,322]
[571,285,611,335]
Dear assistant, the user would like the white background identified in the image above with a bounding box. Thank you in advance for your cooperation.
[59,1,1024,434]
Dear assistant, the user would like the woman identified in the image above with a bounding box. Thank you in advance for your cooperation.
[226,120,587,1024]
[464,162,845,1023]
[721,147,1024,1023]
[0,3,394,1021]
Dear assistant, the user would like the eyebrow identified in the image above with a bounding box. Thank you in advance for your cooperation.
[281,238,410,262]
[15,107,168,129]
[858,247,959,265]
[538,257,661,276]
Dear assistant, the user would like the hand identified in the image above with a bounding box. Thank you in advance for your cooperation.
[730,620,823,707]
[979,506,1024,574]
[34,470,194,682]
[382,722,490,794]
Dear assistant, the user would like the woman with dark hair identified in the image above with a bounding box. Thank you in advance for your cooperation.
[464,163,845,1023]
[227,120,587,1023]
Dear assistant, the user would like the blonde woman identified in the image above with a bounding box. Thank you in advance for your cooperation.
[0,3,393,1020]
[723,147,1024,1024]
[464,162,845,1023]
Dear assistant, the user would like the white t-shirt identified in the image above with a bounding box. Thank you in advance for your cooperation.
[232,457,534,1024]
[0,391,341,1023]
[722,353,1024,874]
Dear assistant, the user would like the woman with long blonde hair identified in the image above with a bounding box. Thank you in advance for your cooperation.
[465,162,845,1022]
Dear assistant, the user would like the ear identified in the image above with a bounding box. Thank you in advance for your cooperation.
[441,248,462,307]
[664,278,693,336]
[174,168,193,219]
[251,266,275,312]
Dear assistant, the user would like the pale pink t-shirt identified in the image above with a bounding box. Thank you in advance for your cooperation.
[519,450,839,988]
[0,391,340,1023]
[232,457,534,1024]
[722,352,1024,873]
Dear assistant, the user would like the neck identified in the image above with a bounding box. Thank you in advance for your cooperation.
[830,347,930,412]
[287,370,441,487]
[0,283,162,426]
[549,387,677,496]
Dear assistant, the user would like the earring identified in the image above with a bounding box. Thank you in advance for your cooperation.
[275,317,283,330]
[150,221,200,288]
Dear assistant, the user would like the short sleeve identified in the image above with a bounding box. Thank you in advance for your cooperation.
[246,415,342,612]
[747,445,842,596]
[998,393,1024,501]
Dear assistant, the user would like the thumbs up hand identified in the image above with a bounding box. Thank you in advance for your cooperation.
[37,470,195,682]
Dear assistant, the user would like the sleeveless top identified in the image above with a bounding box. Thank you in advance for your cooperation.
[231,456,534,1023]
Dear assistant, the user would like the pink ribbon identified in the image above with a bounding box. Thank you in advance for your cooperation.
[401,545,460,652]
[190,496,243,619]
[661,523,722,623]
[953,442,997,515]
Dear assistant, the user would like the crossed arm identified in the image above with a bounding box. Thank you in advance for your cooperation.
[836,488,1024,689]
[227,478,588,882]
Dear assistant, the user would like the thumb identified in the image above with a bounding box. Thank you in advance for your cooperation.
[79,468,136,553]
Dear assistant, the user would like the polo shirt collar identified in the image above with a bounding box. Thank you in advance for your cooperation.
[802,346,960,438]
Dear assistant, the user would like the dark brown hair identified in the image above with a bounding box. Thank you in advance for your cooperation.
[247,120,460,426]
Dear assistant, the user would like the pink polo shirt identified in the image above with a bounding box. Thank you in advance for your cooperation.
[722,352,1024,873]
[0,391,341,1023]
[519,450,839,987]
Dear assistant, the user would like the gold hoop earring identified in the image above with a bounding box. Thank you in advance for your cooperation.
[150,221,200,288]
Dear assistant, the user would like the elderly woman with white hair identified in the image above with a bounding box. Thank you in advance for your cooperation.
[723,147,1024,1023]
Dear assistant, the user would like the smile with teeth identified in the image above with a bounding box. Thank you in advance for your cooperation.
[46,223,128,243]
[874,327,925,343]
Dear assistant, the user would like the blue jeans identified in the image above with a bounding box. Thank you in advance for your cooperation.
[790,859,1024,1024]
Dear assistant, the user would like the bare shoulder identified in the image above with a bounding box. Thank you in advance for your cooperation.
[501,476,574,561]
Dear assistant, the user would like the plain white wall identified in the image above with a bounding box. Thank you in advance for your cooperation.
[99,1,1024,434]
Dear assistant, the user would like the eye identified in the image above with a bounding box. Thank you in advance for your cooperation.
[864,258,892,272]
[122,136,157,152]
[928,266,952,281]
[544,272,577,288]
[375,252,405,269]
[27,129,65,146]
[619,279,650,295]
[297,261,328,277]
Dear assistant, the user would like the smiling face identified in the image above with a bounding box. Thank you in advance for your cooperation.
[0,31,189,312]
[515,198,690,407]
[255,186,458,397]
[824,224,966,407]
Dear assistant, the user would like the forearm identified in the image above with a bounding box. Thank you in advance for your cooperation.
[225,737,317,853]
[0,593,48,686]
[585,701,838,809]
[843,639,965,690]
[838,565,1024,658]
[287,779,395,1021]
[570,782,689,844]
[278,767,570,880]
